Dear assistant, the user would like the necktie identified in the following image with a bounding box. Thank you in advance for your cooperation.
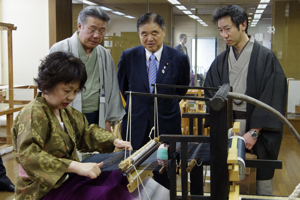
[148,54,157,93]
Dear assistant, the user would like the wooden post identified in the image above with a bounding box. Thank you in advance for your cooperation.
[6,27,15,144]
[0,22,17,145]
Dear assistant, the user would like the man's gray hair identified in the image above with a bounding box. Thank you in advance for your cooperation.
[77,6,110,28]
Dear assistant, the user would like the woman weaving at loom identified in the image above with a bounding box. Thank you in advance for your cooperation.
[11,52,132,200]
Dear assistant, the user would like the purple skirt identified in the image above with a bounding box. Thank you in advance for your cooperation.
[43,170,133,200]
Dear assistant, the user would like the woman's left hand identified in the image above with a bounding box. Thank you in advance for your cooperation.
[113,139,133,150]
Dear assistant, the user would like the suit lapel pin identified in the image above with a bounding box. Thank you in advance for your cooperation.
[162,63,168,74]
[162,66,167,74]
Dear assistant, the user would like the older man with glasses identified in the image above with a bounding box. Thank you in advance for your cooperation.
[49,6,125,136]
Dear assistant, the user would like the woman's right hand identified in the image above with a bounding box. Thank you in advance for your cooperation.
[67,161,104,179]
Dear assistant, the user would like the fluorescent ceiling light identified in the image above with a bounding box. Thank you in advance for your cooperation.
[112,11,125,16]
[191,8,196,11]
[254,14,262,19]
[72,0,82,3]
[124,15,135,19]
[248,13,253,15]
[203,24,208,26]
[100,6,112,11]
[252,19,259,22]
[167,0,180,5]
[248,17,252,19]
[83,0,97,5]
[197,19,203,22]
[183,10,192,14]
[176,5,187,10]
[260,0,270,3]
[256,9,264,13]
[250,24,256,27]
[188,15,199,19]
[258,4,268,9]
[200,21,205,24]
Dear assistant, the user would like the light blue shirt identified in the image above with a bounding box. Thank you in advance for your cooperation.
[145,45,163,72]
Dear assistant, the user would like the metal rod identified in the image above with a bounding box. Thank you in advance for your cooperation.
[125,91,209,101]
[227,92,300,141]
[152,83,218,91]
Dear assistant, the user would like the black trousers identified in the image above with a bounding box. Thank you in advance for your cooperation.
[0,155,13,187]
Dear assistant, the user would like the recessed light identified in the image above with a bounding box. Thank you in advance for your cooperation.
[176,5,187,10]
[167,0,181,5]
[258,4,268,9]
[183,10,192,14]
[256,10,264,13]
[254,14,262,19]
[112,11,125,16]
[260,0,270,3]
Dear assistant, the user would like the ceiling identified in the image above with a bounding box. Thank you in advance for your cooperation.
[75,0,296,25]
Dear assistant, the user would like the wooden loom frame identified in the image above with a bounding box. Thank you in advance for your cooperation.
[0,22,37,145]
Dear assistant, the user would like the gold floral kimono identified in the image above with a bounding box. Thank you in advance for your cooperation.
[11,93,116,200]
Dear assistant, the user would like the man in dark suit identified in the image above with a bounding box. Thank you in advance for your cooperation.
[174,33,188,57]
[118,13,190,150]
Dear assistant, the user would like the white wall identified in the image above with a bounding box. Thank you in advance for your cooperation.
[1,0,49,88]
[107,15,138,37]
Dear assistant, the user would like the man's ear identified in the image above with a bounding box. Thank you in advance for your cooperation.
[163,27,166,35]
[241,20,247,31]
[78,23,82,32]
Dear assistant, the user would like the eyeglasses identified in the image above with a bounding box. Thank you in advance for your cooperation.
[87,27,106,36]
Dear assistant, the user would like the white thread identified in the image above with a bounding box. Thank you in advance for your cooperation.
[195,160,203,167]
[132,164,151,200]
[148,85,159,140]
[125,92,133,160]
[148,127,155,140]
[288,183,300,200]
[154,85,159,137]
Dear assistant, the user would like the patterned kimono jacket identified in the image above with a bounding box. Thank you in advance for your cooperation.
[11,93,116,200]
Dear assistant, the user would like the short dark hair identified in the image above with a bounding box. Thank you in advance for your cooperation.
[179,34,187,39]
[77,6,110,28]
[137,12,165,32]
[34,51,87,93]
[212,5,248,33]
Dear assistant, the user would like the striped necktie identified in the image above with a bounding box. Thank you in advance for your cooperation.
[148,54,157,93]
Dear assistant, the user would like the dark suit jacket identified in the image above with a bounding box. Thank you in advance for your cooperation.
[118,44,190,149]
[174,44,187,56]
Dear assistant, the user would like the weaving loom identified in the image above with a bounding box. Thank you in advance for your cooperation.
[80,83,299,200]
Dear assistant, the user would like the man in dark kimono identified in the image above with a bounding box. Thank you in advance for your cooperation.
[204,5,287,195]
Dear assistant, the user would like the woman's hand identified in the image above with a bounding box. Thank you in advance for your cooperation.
[113,139,133,150]
[67,161,104,179]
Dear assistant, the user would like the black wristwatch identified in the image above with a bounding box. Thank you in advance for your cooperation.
[250,130,260,138]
